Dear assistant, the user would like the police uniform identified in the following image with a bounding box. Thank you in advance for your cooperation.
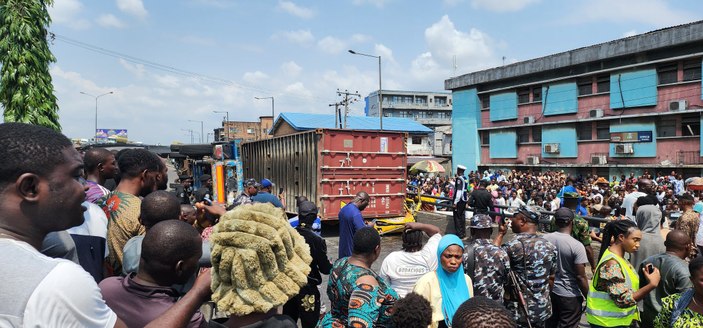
[502,209,558,328]
[463,215,510,302]
[453,165,468,238]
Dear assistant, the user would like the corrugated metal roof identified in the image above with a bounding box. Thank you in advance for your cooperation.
[275,112,432,134]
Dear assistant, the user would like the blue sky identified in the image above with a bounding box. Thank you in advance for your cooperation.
[46,0,703,144]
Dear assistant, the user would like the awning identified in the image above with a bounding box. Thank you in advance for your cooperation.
[407,156,450,165]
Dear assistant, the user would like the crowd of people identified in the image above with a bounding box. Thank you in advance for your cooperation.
[3,121,703,328]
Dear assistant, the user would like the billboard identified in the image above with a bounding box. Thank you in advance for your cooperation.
[609,131,652,143]
[95,129,128,143]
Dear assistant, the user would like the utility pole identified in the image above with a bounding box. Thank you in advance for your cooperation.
[336,89,361,129]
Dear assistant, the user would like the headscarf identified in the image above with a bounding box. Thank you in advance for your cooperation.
[436,234,470,326]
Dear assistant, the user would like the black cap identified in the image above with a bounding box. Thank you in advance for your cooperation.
[554,207,575,222]
[199,174,212,182]
[179,174,192,181]
[298,201,318,217]
[516,205,541,223]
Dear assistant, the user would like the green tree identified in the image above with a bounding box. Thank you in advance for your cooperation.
[0,0,60,130]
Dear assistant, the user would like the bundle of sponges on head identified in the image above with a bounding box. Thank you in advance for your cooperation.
[210,202,312,316]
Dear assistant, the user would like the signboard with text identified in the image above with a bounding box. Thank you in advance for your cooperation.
[95,129,128,142]
[610,131,652,143]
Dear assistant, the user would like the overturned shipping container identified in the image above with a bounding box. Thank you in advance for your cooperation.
[240,129,407,220]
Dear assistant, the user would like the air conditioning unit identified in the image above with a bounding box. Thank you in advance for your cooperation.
[591,155,607,165]
[589,109,604,118]
[615,143,634,154]
[669,100,688,111]
[523,116,535,124]
[526,156,540,165]
[544,143,560,154]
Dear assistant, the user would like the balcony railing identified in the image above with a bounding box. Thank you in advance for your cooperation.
[677,151,702,165]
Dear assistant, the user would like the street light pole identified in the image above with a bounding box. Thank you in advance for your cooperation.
[348,49,383,130]
[188,119,204,143]
[213,110,230,141]
[80,91,114,142]
[181,128,194,143]
[254,96,275,119]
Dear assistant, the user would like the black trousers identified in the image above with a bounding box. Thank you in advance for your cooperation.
[546,293,583,328]
[282,284,320,328]
[453,200,466,238]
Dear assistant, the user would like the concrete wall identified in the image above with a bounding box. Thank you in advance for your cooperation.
[452,89,482,171]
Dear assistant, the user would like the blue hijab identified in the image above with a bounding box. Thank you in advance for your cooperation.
[436,234,470,326]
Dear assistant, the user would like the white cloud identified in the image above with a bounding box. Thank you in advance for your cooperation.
[424,15,495,68]
[274,29,315,44]
[281,61,302,77]
[242,71,270,85]
[623,30,638,37]
[118,59,145,78]
[318,36,347,54]
[569,0,697,27]
[352,0,392,8]
[154,74,181,88]
[48,0,91,29]
[97,14,125,28]
[283,82,313,99]
[471,0,540,12]
[374,44,396,65]
[277,1,315,19]
[117,0,148,19]
[351,34,371,43]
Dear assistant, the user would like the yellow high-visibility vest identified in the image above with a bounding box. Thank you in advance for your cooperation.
[586,249,640,327]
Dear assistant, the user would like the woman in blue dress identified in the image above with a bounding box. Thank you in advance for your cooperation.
[318,227,399,328]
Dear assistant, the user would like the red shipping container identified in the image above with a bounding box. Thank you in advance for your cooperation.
[241,129,407,220]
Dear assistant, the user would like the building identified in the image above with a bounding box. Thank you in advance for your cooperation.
[270,112,434,156]
[214,116,273,142]
[365,90,453,127]
[447,21,703,177]
[365,90,453,158]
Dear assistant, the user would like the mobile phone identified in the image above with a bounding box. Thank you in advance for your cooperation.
[646,264,654,274]
[279,187,284,194]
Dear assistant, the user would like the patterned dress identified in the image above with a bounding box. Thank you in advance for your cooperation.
[96,191,145,275]
[318,258,398,328]
[654,292,703,327]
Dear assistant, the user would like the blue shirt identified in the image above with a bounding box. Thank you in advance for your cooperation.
[338,203,365,258]
[250,191,283,208]
[576,205,588,216]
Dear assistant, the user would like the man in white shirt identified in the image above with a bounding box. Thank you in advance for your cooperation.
[622,179,653,220]
[0,123,211,328]
[380,222,441,297]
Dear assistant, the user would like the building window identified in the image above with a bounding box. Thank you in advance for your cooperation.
[518,88,530,104]
[596,121,610,140]
[683,59,702,82]
[657,118,677,137]
[681,114,701,136]
[657,63,678,85]
[480,94,490,109]
[435,96,447,106]
[437,112,446,119]
[517,127,530,143]
[596,75,610,93]
[532,87,542,102]
[411,136,422,145]
[481,131,490,145]
[577,122,592,141]
[247,128,254,134]
[416,112,426,119]
[577,78,593,96]
[531,126,542,142]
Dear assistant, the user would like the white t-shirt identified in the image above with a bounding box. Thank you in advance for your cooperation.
[623,191,646,220]
[0,239,117,327]
[67,202,109,258]
[379,234,441,297]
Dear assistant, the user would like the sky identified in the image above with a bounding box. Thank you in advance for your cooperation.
[45,0,703,144]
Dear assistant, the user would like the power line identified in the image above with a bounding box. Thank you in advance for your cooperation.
[50,33,337,103]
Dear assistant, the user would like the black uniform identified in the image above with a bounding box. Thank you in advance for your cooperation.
[453,175,468,238]
[282,225,333,328]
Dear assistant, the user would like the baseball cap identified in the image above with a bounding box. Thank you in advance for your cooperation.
[298,201,318,217]
[694,202,703,214]
[260,178,272,188]
[516,205,541,223]
[554,207,575,222]
[199,174,211,182]
[469,214,492,229]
